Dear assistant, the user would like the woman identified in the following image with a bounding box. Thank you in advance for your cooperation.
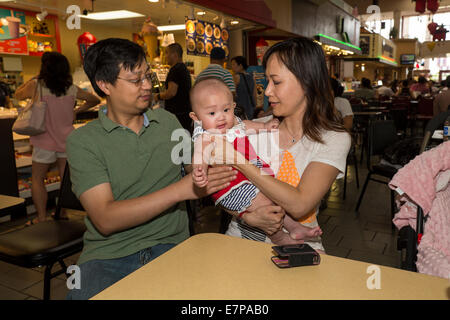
[231,56,257,120]
[15,52,100,225]
[211,37,351,252]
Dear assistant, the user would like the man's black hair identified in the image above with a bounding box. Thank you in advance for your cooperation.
[83,38,147,97]
[167,43,183,58]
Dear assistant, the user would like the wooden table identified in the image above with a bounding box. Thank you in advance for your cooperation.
[0,194,25,218]
[92,233,450,300]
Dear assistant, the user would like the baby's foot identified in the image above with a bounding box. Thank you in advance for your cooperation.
[269,229,305,246]
[289,225,322,241]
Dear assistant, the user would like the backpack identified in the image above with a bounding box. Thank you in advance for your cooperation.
[383,137,423,166]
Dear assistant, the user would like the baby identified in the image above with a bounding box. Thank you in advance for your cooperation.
[189,77,322,245]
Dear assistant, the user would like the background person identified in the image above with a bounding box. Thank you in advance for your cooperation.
[354,77,376,102]
[14,52,100,225]
[0,80,13,108]
[196,47,236,98]
[154,43,192,133]
[433,76,450,116]
[330,77,353,131]
[231,56,257,120]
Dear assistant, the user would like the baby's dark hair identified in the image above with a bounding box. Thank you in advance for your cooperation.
[190,76,232,112]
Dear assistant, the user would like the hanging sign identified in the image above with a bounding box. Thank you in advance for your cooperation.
[0,9,28,55]
[185,17,229,58]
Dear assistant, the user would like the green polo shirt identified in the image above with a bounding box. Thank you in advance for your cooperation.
[66,106,191,265]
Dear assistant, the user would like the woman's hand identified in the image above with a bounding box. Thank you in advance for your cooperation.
[210,136,247,167]
[242,205,285,235]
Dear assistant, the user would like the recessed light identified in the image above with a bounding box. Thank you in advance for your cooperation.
[148,0,159,3]
[157,24,185,31]
[197,11,206,16]
[230,20,239,25]
[80,10,145,20]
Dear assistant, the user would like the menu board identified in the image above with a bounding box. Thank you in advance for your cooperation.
[185,17,229,58]
[0,9,28,55]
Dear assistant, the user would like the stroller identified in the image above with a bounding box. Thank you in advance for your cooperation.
[396,112,450,272]
[397,206,424,272]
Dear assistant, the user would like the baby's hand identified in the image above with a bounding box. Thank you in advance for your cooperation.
[192,165,208,188]
[264,118,280,130]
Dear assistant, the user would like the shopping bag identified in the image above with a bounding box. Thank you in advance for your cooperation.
[12,80,47,136]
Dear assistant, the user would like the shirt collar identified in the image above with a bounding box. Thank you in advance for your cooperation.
[99,105,159,133]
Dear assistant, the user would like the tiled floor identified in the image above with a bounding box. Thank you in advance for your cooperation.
[0,152,402,300]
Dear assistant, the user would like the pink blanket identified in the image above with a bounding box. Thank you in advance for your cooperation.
[389,141,450,279]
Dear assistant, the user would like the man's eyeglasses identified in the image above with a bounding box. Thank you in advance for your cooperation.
[117,73,153,87]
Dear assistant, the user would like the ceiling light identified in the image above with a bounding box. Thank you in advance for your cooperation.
[197,11,206,16]
[157,24,185,31]
[148,0,159,2]
[36,10,48,21]
[230,20,239,25]
[80,10,145,20]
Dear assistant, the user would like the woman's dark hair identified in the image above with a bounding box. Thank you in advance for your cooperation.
[83,38,146,97]
[168,42,183,58]
[361,77,372,89]
[262,37,345,144]
[402,79,409,87]
[231,56,248,70]
[38,52,72,97]
[418,76,427,84]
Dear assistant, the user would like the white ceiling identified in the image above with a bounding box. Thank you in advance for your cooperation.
[2,0,260,32]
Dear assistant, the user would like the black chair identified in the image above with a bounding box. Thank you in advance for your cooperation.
[0,165,86,300]
[343,139,359,200]
[355,120,399,225]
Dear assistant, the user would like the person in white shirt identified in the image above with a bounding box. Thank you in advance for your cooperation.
[330,77,353,131]
[210,37,351,253]
[377,79,395,98]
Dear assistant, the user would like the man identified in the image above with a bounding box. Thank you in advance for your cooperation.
[376,79,394,98]
[196,47,236,97]
[65,38,234,299]
[433,76,450,116]
[154,43,192,132]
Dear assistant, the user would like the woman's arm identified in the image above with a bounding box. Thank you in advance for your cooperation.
[14,78,37,101]
[74,86,101,114]
[211,136,341,220]
[235,161,338,220]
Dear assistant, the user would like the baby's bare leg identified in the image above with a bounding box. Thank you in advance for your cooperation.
[246,192,322,245]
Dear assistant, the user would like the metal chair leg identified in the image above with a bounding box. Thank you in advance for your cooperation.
[43,262,54,300]
[353,153,360,188]
[390,189,396,232]
[343,162,348,200]
[355,172,371,217]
